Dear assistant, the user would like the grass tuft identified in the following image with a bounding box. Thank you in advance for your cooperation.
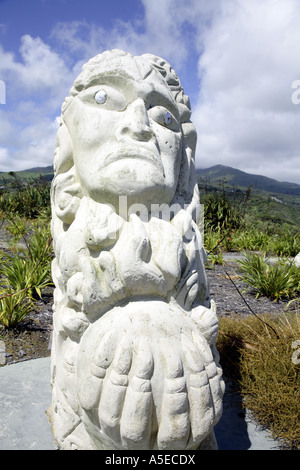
[217,311,300,449]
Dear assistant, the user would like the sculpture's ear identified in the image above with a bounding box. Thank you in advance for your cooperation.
[51,169,82,225]
[182,122,197,157]
[52,115,83,225]
[54,119,73,175]
[175,121,198,209]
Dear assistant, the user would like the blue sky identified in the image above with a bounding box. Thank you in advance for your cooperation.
[0,0,300,184]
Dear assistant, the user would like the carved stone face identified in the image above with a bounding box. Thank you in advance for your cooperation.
[63,68,183,210]
[50,52,223,452]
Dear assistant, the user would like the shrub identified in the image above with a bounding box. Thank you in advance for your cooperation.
[0,216,53,328]
[0,175,50,219]
[202,190,242,232]
[0,289,34,329]
[237,252,300,301]
[207,253,225,268]
[270,230,300,258]
[203,227,222,253]
[27,221,53,268]
[5,215,30,246]
[0,248,52,303]
[232,229,271,252]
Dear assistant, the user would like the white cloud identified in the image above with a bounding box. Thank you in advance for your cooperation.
[0,3,204,172]
[0,112,58,171]
[193,0,300,183]
[0,33,72,171]
[0,0,299,185]
[18,35,71,91]
[49,0,214,73]
[0,35,71,96]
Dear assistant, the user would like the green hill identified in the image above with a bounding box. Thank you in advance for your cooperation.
[197,165,300,228]
[0,163,299,226]
[0,165,54,183]
[197,164,300,196]
[1,163,299,197]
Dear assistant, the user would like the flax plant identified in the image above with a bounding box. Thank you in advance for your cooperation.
[237,252,300,301]
[0,217,53,328]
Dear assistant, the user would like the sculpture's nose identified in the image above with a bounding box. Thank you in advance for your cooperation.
[116,99,154,143]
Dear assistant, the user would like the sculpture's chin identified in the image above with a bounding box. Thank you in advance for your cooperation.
[76,300,224,450]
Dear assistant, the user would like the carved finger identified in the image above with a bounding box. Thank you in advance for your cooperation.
[93,330,116,371]
[184,332,223,429]
[205,361,223,425]
[181,333,214,446]
[78,331,115,412]
[98,336,132,445]
[157,339,190,449]
[191,330,214,366]
[120,339,154,449]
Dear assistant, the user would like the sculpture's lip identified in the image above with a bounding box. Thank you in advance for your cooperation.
[104,146,162,170]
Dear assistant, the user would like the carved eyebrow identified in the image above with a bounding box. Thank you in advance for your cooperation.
[146,90,179,119]
[87,73,138,87]
[79,73,133,92]
[81,73,179,118]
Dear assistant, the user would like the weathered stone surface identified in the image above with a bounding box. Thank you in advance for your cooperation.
[49,49,224,450]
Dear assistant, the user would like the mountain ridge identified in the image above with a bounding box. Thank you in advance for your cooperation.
[1,163,300,197]
[196,164,300,196]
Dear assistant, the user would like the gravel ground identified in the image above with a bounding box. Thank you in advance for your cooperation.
[206,257,290,317]
[0,287,53,366]
[0,254,291,367]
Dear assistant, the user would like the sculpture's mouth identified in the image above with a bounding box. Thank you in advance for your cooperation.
[104,145,163,171]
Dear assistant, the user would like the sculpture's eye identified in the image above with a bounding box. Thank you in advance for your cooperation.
[164,112,172,125]
[148,106,179,131]
[80,85,126,111]
[95,89,107,104]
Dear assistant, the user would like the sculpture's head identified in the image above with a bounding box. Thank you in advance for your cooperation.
[53,50,199,219]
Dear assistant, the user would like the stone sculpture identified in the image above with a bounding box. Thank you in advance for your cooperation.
[49,49,224,450]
